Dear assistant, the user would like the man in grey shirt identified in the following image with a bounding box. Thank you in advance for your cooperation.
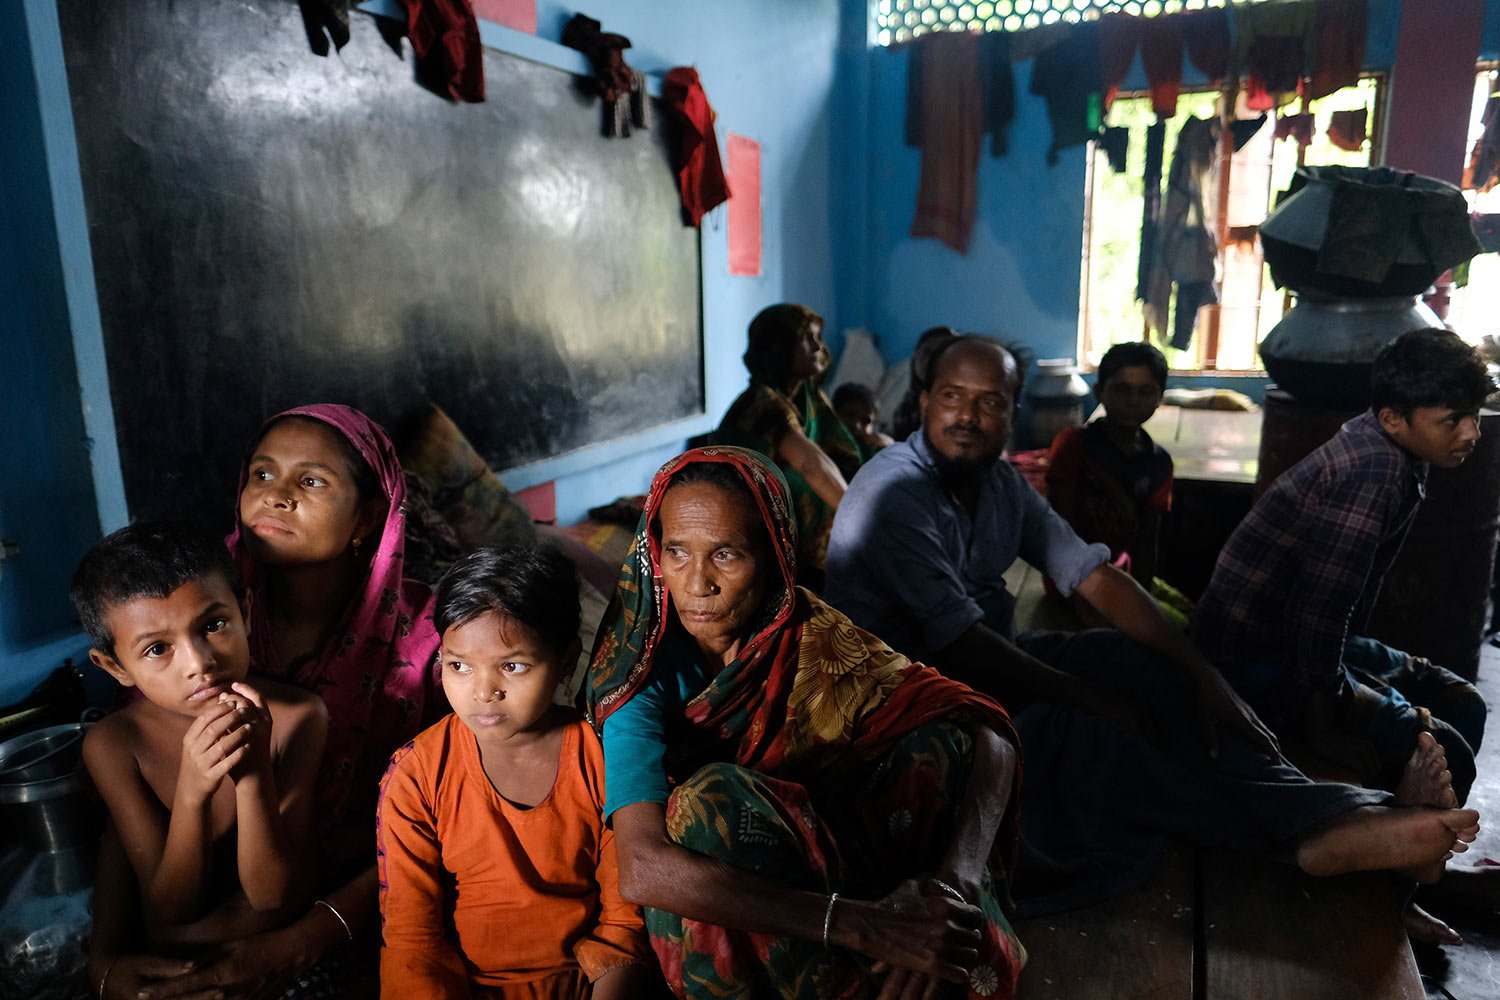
[826,335,1273,752]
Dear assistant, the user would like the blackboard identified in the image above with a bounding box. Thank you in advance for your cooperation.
[59,0,703,526]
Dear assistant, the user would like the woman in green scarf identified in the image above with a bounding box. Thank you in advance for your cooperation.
[715,304,864,584]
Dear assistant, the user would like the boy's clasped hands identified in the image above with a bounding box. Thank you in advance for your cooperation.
[180,684,273,800]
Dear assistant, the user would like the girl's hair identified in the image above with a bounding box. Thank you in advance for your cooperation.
[255,415,382,503]
[434,544,581,655]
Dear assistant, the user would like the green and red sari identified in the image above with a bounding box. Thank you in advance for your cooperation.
[587,446,1027,999]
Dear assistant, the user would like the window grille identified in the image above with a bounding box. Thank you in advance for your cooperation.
[875,0,1266,48]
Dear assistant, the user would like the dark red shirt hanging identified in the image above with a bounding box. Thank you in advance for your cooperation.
[662,67,731,226]
[403,0,485,103]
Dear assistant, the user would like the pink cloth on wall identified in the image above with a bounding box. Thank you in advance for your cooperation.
[471,0,535,34]
[727,133,763,276]
[227,404,442,865]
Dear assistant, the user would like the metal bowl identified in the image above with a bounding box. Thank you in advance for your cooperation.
[0,725,85,784]
[0,724,97,851]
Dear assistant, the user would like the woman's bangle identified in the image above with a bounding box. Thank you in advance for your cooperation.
[314,898,354,944]
[97,955,120,1000]
[927,876,968,905]
[822,892,840,949]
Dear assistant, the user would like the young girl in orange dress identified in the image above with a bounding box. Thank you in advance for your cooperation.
[377,545,654,999]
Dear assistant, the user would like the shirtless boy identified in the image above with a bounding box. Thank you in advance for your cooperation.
[72,522,327,999]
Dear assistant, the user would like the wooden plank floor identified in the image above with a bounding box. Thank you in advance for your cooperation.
[1014,849,1195,999]
[1202,850,1422,1000]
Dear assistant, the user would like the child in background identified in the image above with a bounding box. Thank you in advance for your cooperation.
[1047,342,1187,625]
[832,382,895,455]
[72,523,328,998]
[377,545,653,999]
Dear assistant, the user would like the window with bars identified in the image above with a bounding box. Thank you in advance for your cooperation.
[1080,78,1382,372]
[874,0,1263,48]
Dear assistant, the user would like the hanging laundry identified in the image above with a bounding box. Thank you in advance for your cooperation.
[980,30,1016,157]
[1144,116,1221,350]
[1030,22,1104,165]
[1310,0,1368,99]
[561,14,649,137]
[1234,1,1316,111]
[1465,93,1500,193]
[1182,7,1231,84]
[1172,280,1218,352]
[1327,109,1368,152]
[1010,22,1071,62]
[1098,15,1142,112]
[908,31,983,252]
[401,0,485,102]
[1101,127,1130,174]
[1229,112,1269,152]
[662,67,731,227]
[607,70,651,138]
[1274,113,1316,148]
[1136,120,1167,304]
[1140,15,1184,119]
[299,0,353,55]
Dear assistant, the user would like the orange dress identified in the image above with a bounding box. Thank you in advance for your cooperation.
[376,714,650,999]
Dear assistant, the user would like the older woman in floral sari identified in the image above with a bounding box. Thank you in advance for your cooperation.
[588,446,1025,999]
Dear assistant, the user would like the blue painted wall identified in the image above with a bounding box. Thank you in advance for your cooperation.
[0,0,104,704]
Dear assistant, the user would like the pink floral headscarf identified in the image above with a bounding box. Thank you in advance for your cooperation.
[226,404,442,864]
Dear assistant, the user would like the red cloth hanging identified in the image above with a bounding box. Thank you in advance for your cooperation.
[662,67,731,227]
[1327,108,1369,152]
[1182,7,1230,83]
[1140,16,1184,119]
[908,31,982,253]
[1098,15,1142,112]
[403,0,485,102]
[1310,0,1368,100]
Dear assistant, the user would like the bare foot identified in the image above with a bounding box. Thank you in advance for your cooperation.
[1295,806,1480,878]
[1402,901,1463,946]
[1393,732,1457,808]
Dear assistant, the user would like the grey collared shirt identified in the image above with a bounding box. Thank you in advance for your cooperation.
[825,431,1110,661]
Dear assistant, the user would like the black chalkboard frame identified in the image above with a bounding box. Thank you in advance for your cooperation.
[60,0,709,525]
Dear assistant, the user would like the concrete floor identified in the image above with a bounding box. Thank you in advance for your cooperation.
[1415,641,1500,1000]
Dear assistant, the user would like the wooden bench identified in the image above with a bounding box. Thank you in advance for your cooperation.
[1002,564,1423,999]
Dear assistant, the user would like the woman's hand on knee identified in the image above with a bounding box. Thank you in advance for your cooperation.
[837,878,982,985]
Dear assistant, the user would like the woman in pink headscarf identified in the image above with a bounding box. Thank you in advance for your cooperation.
[89,405,443,1000]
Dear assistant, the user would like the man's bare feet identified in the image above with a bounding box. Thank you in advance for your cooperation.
[1402,901,1464,946]
[1393,732,1457,808]
[1295,806,1480,878]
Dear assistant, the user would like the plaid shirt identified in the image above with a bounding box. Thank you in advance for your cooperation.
[1193,411,1426,698]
